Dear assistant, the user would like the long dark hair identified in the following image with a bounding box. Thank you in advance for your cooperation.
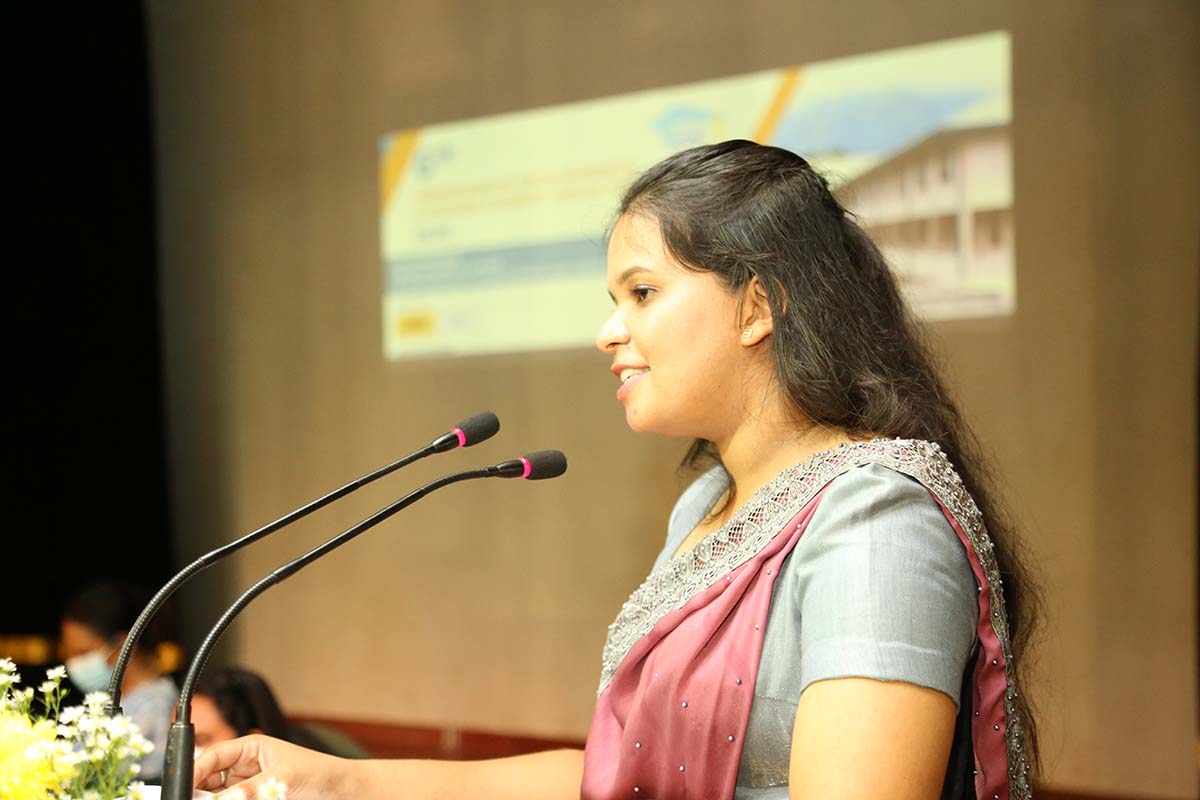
[196,666,362,756]
[619,139,1039,777]
[194,666,290,739]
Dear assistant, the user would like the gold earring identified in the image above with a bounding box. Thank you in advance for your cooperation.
[742,328,753,339]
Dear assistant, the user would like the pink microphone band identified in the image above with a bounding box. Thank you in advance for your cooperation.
[519,457,532,479]
[453,427,467,448]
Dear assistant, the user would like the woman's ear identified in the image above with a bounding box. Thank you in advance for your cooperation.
[738,276,774,346]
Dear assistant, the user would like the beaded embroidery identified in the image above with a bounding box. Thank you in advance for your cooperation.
[596,439,1030,800]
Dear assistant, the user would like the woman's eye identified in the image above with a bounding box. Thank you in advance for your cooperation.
[631,286,655,302]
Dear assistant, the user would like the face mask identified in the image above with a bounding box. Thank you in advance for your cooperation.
[65,648,114,693]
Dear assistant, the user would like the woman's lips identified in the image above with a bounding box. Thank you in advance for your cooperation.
[616,369,649,401]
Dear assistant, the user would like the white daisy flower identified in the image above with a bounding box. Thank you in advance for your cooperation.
[83,691,110,712]
[260,776,288,800]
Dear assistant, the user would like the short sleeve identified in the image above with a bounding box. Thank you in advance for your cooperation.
[791,463,978,706]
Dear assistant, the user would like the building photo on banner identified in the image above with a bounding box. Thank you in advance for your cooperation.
[380,30,1012,360]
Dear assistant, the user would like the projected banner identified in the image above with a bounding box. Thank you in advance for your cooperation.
[380,31,1011,359]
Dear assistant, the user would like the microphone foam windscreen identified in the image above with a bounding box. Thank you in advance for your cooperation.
[524,450,568,480]
[456,412,500,446]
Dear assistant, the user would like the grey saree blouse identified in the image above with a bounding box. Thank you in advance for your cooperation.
[654,462,980,797]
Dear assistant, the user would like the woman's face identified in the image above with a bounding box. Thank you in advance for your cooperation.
[596,213,749,440]
[191,693,239,749]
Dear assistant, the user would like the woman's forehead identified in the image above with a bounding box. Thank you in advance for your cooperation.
[606,215,680,281]
[610,213,662,255]
[61,618,109,651]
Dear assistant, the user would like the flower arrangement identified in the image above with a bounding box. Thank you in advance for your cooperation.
[1,657,152,800]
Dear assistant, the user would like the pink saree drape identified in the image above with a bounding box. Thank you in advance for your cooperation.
[581,440,1030,800]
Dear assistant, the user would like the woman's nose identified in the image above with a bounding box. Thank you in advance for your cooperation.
[595,309,629,353]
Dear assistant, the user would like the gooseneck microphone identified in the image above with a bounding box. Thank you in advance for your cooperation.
[489,449,568,480]
[105,412,500,714]
[161,450,566,800]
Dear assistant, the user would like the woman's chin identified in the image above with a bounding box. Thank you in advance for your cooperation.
[624,408,692,438]
[623,406,657,434]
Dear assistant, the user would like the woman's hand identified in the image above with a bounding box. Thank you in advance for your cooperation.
[194,737,583,800]
[193,734,356,799]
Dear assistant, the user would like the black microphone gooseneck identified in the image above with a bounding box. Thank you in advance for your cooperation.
[105,412,500,714]
[161,450,566,800]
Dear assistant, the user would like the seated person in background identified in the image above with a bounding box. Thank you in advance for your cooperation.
[61,582,177,783]
[194,666,368,759]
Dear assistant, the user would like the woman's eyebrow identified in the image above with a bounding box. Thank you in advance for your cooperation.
[617,266,651,285]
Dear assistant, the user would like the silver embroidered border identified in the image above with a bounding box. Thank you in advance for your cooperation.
[596,439,1031,800]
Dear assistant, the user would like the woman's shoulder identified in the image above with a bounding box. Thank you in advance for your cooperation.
[782,460,980,704]
[821,457,941,507]
[800,459,963,557]
[776,438,978,549]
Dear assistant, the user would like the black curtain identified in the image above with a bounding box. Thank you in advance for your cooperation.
[7,5,174,642]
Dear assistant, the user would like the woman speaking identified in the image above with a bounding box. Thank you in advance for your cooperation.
[193,140,1038,800]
